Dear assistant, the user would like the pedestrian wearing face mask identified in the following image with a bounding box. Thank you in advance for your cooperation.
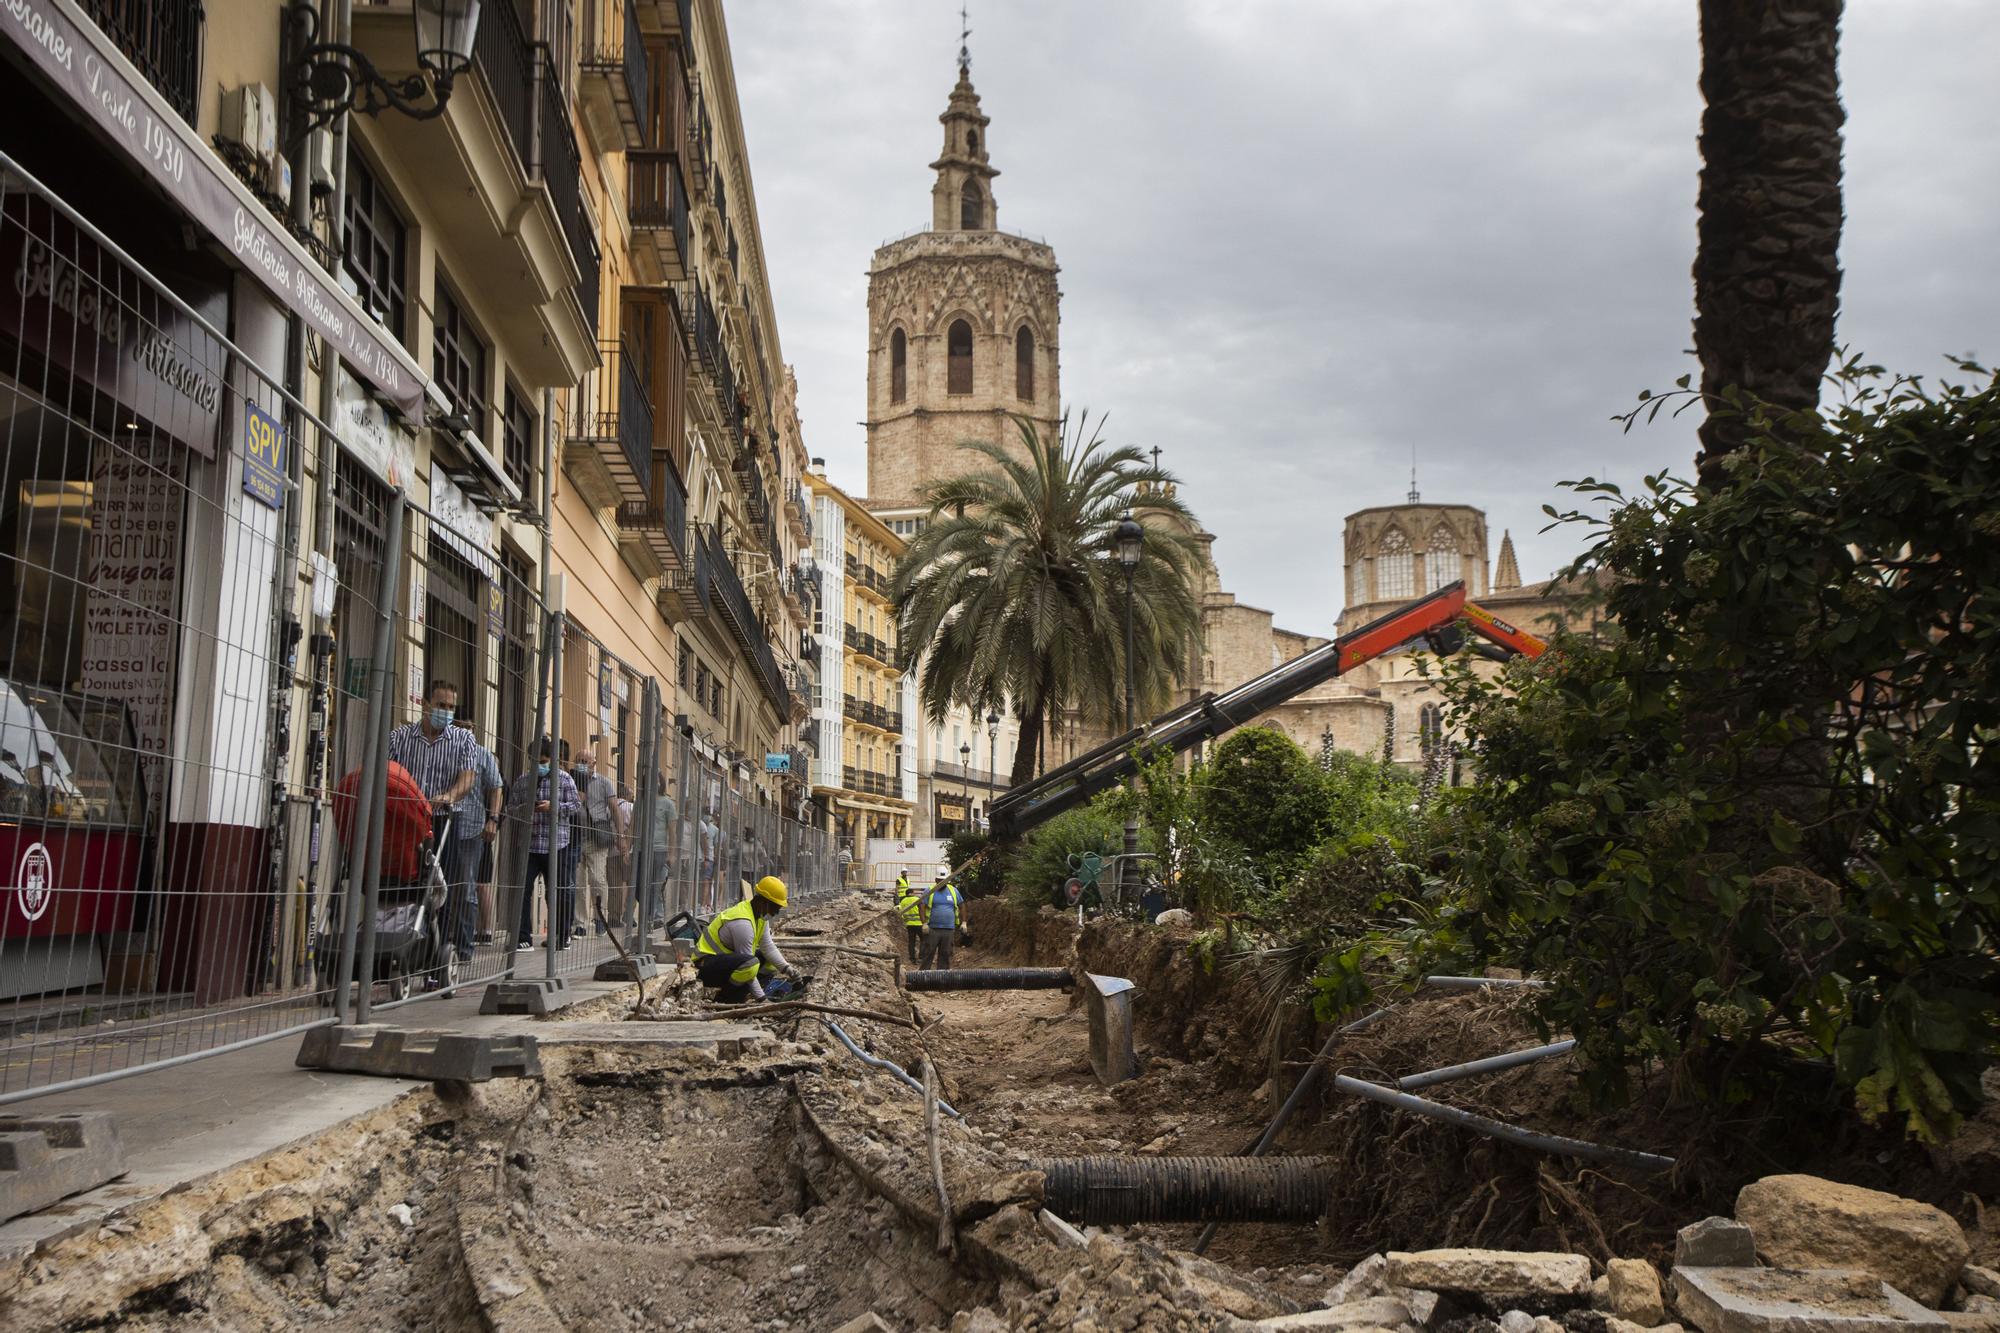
[507,737,581,950]
[387,680,478,975]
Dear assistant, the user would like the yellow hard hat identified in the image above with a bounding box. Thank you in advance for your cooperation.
[753,875,788,908]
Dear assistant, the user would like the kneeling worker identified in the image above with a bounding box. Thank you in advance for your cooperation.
[895,871,924,964]
[694,876,800,1003]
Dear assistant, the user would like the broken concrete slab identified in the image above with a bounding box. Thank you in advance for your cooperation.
[592,955,660,983]
[295,1025,542,1082]
[478,977,576,1016]
[0,1113,127,1224]
[1386,1250,1592,1314]
[1679,1217,1759,1270]
[488,1020,767,1059]
[1084,973,1138,1086]
[1671,1267,1947,1333]
[1736,1175,1970,1308]
[830,1315,895,1333]
[1940,1314,2000,1333]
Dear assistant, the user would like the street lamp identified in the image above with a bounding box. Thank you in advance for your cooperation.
[986,709,1000,799]
[1115,512,1144,733]
[958,741,972,830]
[288,0,482,139]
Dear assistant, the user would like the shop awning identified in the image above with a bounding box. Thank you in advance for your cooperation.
[1,0,429,419]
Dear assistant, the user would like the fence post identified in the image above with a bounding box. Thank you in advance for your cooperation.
[545,577,565,979]
[632,676,660,954]
[350,494,405,1024]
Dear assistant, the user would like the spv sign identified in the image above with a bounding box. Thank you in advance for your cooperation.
[242,403,287,510]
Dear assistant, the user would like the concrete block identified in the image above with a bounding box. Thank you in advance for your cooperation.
[478,977,575,1015]
[592,955,661,982]
[1084,973,1138,1087]
[1671,1268,1946,1333]
[1386,1250,1593,1314]
[1679,1217,1759,1270]
[0,1113,128,1224]
[1737,1175,1970,1308]
[295,1025,541,1082]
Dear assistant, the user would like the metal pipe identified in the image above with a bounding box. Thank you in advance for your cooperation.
[1330,1075,1675,1171]
[545,575,565,980]
[903,967,1073,992]
[1037,1155,1336,1226]
[1396,1039,1576,1091]
[1421,975,1547,991]
[820,1020,961,1119]
[352,496,405,1023]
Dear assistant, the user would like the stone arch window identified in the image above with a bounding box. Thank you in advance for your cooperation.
[1423,523,1458,593]
[967,129,980,155]
[889,328,907,404]
[960,180,983,230]
[947,319,973,394]
[1375,526,1414,601]
[1419,702,1443,754]
[1015,325,1034,399]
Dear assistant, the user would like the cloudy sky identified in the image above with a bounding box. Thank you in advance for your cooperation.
[727,1,2000,634]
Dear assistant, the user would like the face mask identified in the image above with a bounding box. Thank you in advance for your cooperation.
[537,762,551,777]
[429,707,454,729]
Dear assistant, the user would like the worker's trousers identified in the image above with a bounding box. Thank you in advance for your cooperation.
[904,924,922,964]
[919,928,955,970]
[696,952,776,1003]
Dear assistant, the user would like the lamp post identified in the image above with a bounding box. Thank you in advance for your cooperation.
[958,741,972,835]
[1114,511,1144,905]
[288,0,482,138]
[986,710,1000,814]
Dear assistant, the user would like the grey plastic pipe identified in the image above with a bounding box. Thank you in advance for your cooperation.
[1396,1039,1577,1091]
[1331,1074,1675,1171]
[1421,975,1549,990]
[821,1019,962,1119]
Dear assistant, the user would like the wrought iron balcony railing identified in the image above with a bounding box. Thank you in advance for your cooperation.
[78,0,204,125]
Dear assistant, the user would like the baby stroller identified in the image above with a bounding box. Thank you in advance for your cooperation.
[318,762,457,1001]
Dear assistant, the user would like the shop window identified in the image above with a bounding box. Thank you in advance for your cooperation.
[432,271,492,442]
[343,150,408,342]
[947,319,972,395]
[425,543,482,723]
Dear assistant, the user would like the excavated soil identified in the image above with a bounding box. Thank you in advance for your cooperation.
[11,890,1995,1331]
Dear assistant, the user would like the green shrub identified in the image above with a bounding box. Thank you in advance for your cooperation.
[1427,360,2000,1140]
[1199,727,1335,884]
[944,829,999,896]
[1010,802,1130,906]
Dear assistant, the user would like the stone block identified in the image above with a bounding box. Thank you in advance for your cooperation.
[1386,1251,1593,1314]
[1940,1314,2000,1333]
[1736,1175,1969,1308]
[1671,1267,1946,1333]
[592,955,660,982]
[1679,1218,1759,1270]
[478,977,575,1015]
[1610,1260,1669,1326]
[295,1025,541,1081]
[833,1316,895,1333]
[1963,1270,2000,1302]
[0,1112,127,1224]
[1328,1255,1392,1306]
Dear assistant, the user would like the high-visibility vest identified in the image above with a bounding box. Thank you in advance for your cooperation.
[696,898,765,985]
[896,885,923,926]
[923,884,962,930]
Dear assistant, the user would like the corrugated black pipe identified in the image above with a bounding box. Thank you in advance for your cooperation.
[1035,1155,1335,1225]
[904,968,1074,991]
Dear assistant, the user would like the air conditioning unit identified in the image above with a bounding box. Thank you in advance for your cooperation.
[219,84,277,167]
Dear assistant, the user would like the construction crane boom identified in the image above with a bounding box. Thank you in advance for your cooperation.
[985,581,1545,841]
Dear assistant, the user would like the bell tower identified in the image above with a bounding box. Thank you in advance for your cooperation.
[865,28,1063,511]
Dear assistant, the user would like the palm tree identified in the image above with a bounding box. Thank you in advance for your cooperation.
[891,412,1204,788]
[1692,0,1845,486]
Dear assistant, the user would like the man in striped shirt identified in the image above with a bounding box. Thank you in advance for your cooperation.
[387,681,478,951]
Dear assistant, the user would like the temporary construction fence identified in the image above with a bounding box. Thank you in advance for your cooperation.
[0,155,838,1104]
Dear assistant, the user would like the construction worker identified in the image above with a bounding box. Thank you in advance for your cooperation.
[694,876,801,1003]
[919,867,964,971]
[894,871,924,964]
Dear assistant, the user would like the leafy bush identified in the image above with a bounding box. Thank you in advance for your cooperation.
[1429,361,2000,1140]
[1008,802,1132,908]
[1199,727,1336,885]
[945,829,1000,896]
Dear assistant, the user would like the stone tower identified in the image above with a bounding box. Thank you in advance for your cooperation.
[865,51,1062,509]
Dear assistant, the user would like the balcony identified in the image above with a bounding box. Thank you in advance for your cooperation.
[799,718,820,757]
[347,2,593,385]
[78,0,203,125]
[800,629,820,661]
[842,696,903,735]
[844,553,891,602]
[580,0,651,149]
[629,151,690,283]
[633,0,690,40]
[615,455,687,580]
[843,624,893,667]
[565,340,653,511]
[838,765,899,800]
[696,524,789,710]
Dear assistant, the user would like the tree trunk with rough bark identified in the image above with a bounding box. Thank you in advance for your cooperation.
[1693,0,1846,487]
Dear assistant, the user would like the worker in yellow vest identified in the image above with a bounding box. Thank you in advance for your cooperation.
[894,872,923,964]
[694,876,798,1002]
[919,868,964,970]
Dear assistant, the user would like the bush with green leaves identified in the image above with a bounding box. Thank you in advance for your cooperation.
[1007,801,1139,908]
[944,829,1000,896]
[1199,727,1338,885]
[1421,361,2000,1140]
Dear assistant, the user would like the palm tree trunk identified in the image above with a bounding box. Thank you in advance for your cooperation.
[1010,697,1043,788]
[1693,0,1845,488]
